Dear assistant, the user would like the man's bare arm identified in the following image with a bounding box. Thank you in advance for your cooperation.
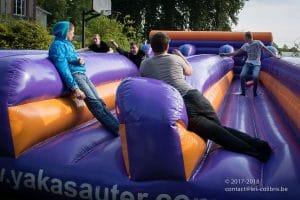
[220,48,244,57]
[172,49,193,76]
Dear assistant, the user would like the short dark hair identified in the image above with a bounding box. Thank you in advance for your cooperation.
[69,22,74,30]
[130,41,138,46]
[93,34,100,39]
[245,31,253,39]
[150,32,170,53]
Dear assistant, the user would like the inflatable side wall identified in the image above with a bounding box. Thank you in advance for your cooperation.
[261,58,300,132]
[0,53,139,157]
[116,77,206,181]
[115,52,235,181]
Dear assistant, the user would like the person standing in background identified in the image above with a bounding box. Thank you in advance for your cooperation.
[220,31,280,97]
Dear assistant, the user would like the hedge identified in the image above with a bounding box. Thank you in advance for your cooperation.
[0,16,52,49]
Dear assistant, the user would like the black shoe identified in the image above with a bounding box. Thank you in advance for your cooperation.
[112,129,120,137]
[255,141,273,162]
[240,92,246,96]
[105,126,120,137]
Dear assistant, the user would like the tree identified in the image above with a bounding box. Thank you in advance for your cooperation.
[37,0,69,26]
[37,0,247,41]
[290,47,299,52]
[37,0,92,26]
[36,0,142,50]
[66,0,92,26]
[282,44,289,52]
[272,42,282,55]
[83,15,142,50]
[112,0,144,32]
[112,0,247,38]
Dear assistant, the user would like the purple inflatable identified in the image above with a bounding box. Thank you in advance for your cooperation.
[262,45,278,59]
[0,47,299,200]
[140,44,154,57]
[219,44,235,54]
[178,44,196,56]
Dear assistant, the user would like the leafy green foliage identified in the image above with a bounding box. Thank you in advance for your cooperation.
[0,17,52,49]
[37,0,70,26]
[37,0,247,41]
[38,0,93,27]
[112,0,247,38]
[37,0,143,50]
[82,15,142,50]
[186,0,246,31]
[273,42,300,55]
[2,0,245,50]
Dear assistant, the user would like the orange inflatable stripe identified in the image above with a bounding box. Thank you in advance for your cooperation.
[178,71,233,179]
[260,72,300,132]
[120,124,131,178]
[8,81,120,157]
[177,122,206,180]
[203,71,234,111]
[149,30,273,42]
[175,71,233,179]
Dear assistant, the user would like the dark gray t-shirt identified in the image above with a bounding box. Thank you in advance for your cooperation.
[140,54,194,96]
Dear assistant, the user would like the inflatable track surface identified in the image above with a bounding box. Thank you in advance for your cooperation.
[0,31,300,200]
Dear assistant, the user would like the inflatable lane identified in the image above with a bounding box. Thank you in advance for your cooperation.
[213,57,300,200]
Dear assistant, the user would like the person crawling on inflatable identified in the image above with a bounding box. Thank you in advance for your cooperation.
[140,32,272,162]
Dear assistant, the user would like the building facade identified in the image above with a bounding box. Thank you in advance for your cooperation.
[0,0,50,28]
[0,0,36,18]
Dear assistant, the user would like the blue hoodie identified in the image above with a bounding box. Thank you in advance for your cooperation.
[49,21,86,90]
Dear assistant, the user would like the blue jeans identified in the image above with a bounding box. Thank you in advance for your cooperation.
[73,72,119,135]
[240,63,261,95]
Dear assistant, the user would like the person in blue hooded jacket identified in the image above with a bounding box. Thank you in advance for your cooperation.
[49,21,119,135]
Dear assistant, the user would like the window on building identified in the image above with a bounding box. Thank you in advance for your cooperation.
[13,0,26,16]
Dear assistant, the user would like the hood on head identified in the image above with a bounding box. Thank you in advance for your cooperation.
[53,21,70,39]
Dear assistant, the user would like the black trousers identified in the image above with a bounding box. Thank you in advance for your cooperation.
[183,89,266,159]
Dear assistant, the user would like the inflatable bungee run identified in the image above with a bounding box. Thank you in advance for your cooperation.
[0,31,299,200]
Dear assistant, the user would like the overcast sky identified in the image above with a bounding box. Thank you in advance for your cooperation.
[233,0,300,47]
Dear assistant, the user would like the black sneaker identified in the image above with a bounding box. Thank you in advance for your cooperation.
[256,141,273,162]
[254,92,263,97]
